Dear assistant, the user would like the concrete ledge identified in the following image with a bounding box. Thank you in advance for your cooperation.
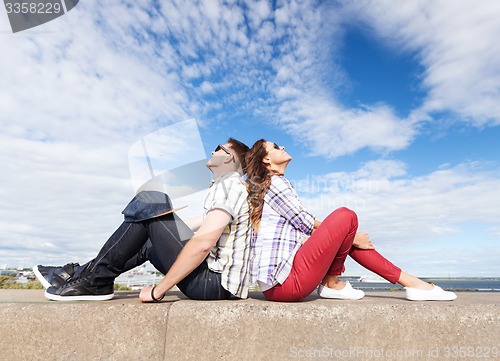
[1,290,499,360]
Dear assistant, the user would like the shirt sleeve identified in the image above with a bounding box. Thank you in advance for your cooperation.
[206,176,246,219]
[265,176,315,235]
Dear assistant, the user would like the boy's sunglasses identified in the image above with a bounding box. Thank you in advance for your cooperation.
[215,144,231,155]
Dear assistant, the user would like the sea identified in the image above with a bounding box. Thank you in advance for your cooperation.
[114,273,500,292]
[343,276,500,292]
[9,269,500,292]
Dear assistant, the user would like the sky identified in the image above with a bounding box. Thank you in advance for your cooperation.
[0,0,499,278]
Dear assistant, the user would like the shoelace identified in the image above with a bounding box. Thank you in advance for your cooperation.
[60,273,90,288]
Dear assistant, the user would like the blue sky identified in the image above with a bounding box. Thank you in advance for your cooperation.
[0,0,499,277]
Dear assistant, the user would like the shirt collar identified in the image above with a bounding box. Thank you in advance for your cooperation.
[209,171,240,188]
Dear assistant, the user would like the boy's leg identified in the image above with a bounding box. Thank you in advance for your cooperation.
[45,221,154,300]
[45,210,227,300]
[142,213,194,274]
[34,241,151,289]
[145,214,231,300]
[85,221,151,286]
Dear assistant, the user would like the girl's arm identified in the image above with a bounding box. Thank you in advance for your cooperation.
[267,176,315,235]
[301,219,322,244]
[352,232,375,249]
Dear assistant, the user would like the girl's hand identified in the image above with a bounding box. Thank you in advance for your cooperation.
[353,232,375,250]
[304,219,322,243]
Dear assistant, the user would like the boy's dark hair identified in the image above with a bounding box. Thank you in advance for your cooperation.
[227,137,250,173]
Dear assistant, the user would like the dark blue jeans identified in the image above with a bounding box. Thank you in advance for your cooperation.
[77,212,231,300]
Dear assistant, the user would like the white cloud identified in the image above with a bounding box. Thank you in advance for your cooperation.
[0,1,194,267]
[303,160,500,228]
[0,0,498,278]
[296,160,500,276]
[277,97,416,158]
[344,243,500,278]
[340,0,500,127]
[262,2,418,158]
[260,0,500,158]
[246,0,272,29]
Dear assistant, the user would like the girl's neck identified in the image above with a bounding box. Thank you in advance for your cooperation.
[269,165,287,176]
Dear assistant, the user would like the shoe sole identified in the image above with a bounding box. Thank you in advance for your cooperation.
[317,287,365,300]
[33,265,52,289]
[405,287,457,301]
[406,295,457,301]
[44,290,114,301]
[318,293,365,300]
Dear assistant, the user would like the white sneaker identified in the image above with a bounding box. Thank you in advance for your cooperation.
[405,285,457,301]
[317,281,365,300]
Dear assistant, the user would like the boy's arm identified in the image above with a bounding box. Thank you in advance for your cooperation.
[139,208,231,302]
[183,215,204,232]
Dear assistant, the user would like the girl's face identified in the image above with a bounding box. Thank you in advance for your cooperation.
[263,141,292,173]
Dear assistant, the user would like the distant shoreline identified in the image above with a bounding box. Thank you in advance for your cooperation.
[344,276,500,292]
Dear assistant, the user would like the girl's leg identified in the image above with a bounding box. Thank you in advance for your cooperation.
[263,207,358,302]
[398,271,434,290]
[349,247,433,290]
[348,248,402,284]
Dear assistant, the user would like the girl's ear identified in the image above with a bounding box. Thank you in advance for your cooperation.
[262,156,271,166]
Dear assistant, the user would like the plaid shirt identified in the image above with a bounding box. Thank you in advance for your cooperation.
[250,175,315,288]
[204,172,252,298]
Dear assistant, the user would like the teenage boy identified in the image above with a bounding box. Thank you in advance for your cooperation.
[34,138,251,302]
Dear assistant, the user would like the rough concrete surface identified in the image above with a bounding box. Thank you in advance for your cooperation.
[1,290,499,361]
[0,290,181,361]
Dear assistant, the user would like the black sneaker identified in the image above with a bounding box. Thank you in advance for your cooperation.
[44,274,114,301]
[33,263,79,289]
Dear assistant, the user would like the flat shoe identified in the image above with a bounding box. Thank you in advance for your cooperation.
[405,285,457,301]
[317,281,365,300]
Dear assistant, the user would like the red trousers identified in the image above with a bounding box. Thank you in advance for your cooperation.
[263,207,401,302]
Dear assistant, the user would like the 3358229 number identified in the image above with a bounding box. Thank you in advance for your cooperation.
[5,2,62,14]
[443,346,499,358]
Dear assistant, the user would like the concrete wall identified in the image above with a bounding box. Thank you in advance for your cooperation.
[1,290,499,361]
